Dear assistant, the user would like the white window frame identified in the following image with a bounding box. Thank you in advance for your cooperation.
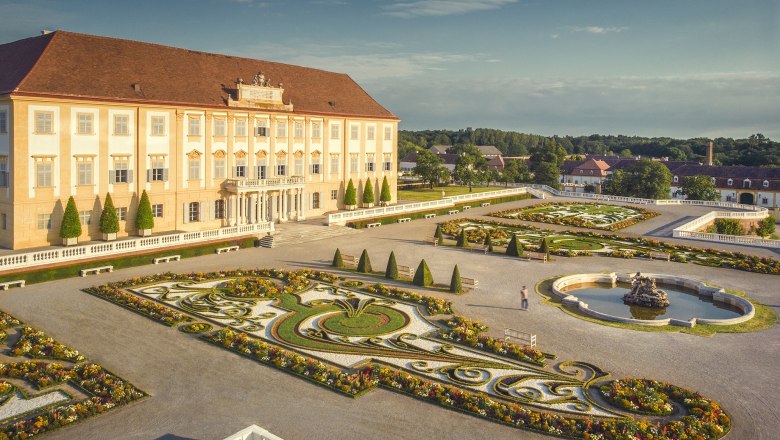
[367,126,375,141]
[188,202,200,222]
[330,155,339,174]
[312,192,320,209]
[330,124,340,139]
[152,204,164,218]
[36,161,53,187]
[294,122,304,139]
[77,113,93,135]
[255,121,268,137]
[188,117,201,136]
[79,210,91,225]
[77,161,93,186]
[214,157,226,179]
[35,111,53,134]
[0,156,8,187]
[312,123,321,139]
[0,111,8,133]
[350,155,358,173]
[37,214,51,230]
[116,207,128,222]
[214,119,226,137]
[350,124,359,140]
[276,164,286,176]
[113,160,130,184]
[150,158,166,182]
[384,126,392,141]
[189,158,201,180]
[276,121,287,138]
[114,115,129,135]
[235,120,247,137]
[151,116,166,136]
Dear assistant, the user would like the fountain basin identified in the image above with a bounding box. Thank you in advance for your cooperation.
[551,273,754,327]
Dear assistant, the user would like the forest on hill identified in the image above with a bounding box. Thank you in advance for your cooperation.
[399,128,780,167]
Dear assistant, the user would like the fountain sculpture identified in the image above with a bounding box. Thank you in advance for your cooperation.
[622,272,670,308]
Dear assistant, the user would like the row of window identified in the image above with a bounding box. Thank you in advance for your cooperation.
[36,204,164,230]
[31,110,394,141]
[29,156,393,188]
[672,175,771,189]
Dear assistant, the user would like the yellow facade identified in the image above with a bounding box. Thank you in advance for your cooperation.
[0,95,398,249]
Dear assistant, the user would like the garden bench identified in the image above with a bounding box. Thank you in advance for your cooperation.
[462,205,471,210]
[648,251,671,261]
[481,202,491,207]
[366,222,382,228]
[342,255,359,266]
[153,255,181,264]
[504,328,537,348]
[216,245,239,254]
[461,277,479,289]
[397,218,411,223]
[397,265,415,278]
[80,266,113,277]
[471,243,488,254]
[0,280,25,290]
[526,251,548,263]
[424,213,437,219]
[448,209,459,215]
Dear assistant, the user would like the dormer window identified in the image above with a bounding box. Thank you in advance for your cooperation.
[711,177,716,185]
[673,176,678,183]
[763,180,769,188]
[727,179,733,186]
[743,178,751,188]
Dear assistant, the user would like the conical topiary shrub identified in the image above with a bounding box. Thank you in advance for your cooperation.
[506,233,521,257]
[484,234,493,253]
[539,238,549,256]
[413,259,433,287]
[362,179,375,207]
[60,196,82,245]
[380,176,392,205]
[456,229,469,248]
[332,248,345,268]
[357,249,372,273]
[344,179,357,209]
[449,265,463,293]
[385,251,399,279]
[100,192,120,240]
[136,190,154,236]
[434,224,444,244]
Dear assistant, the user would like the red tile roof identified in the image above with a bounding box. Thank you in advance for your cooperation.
[0,31,397,120]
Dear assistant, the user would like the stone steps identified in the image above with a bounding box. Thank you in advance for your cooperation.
[262,223,360,248]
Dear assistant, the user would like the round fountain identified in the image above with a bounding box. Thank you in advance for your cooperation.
[551,273,754,327]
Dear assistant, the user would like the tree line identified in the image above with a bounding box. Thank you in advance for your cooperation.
[399,129,779,167]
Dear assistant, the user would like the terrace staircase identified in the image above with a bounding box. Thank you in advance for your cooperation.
[261,223,361,248]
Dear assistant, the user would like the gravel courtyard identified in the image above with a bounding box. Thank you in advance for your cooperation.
[0,199,777,440]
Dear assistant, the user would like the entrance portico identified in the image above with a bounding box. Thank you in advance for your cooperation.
[223,177,306,225]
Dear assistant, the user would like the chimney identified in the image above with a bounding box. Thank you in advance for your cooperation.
[707,141,713,166]
[132,83,141,92]
[41,30,53,35]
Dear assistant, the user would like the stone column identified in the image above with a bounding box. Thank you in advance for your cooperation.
[300,189,306,220]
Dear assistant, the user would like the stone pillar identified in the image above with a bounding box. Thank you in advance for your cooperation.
[299,189,306,220]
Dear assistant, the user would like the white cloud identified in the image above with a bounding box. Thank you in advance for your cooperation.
[382,0,517,18]
[282,52,471,80]
[569,26,629,34]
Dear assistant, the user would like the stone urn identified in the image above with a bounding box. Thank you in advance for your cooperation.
[102,232,117,241]
[138,228,152,237]
[62,237,78,246]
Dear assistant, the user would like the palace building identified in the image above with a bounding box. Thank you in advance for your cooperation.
[0,31,398,249]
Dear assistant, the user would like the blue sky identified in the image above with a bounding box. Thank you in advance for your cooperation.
[1,0,778,139]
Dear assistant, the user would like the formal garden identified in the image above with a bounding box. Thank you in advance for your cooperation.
[0,311,145,438]
[438,219,780,274]
[490,202,659,231]
[83,269,731,439]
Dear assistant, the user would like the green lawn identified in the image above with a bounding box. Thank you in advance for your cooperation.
[398,185,504,201]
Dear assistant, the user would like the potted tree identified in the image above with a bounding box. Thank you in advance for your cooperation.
[136,190,154,237]
[380,176,392,207]
[60,196,81,246]
[100,192,119,241]
[344,179,357,211]
[362,179,375,208]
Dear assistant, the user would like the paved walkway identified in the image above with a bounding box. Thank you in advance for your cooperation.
[0,198,777,439]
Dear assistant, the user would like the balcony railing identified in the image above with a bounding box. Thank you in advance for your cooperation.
[225,176,305,190]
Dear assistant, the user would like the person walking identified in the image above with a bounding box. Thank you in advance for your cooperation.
[520,285,529,310]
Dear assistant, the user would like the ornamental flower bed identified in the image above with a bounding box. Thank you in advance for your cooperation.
[204,328,377,396]
[600,378,674,416]
[0,361,72,389]
[440,218,780,275]
[222,277,283,298]
[84,285,193,327]
[362,283,453,315]
[0,312,21,330]
[439,316,547,366]
[0,362,145,439]
[377,367,730,439]
[491,202,659,231]
[11,327,86,363]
